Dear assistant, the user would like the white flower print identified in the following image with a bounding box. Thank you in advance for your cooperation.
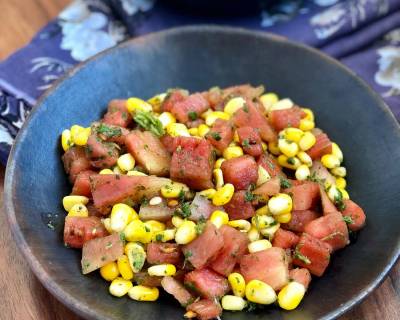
[384,28,400,45]
[310,3,347,39]
[375,46,400,97]
[121,0,155,16]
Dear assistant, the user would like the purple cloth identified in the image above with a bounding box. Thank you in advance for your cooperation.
[0,0,399,164]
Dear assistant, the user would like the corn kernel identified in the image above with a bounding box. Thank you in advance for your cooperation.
[270,98,294,111]
[117,153,135,172]
[255,205,269,216]
[147,93,167,112]
[154,229,176,242]
[221,295,247,311]
[61,129,73,151]
[261,142,268,152]
[223,146,244,160]
[331,142,344,162]
[70,125,84,139]
[148,264,176,277]
[224,97,246,115]
[213,168,224,189]
[117,255,134,280]
[331,166,346,177]
[126,97,152,114]
[247,226,261,242]
[109,278,133,297]
[214,158,225,169]
[233,130,240,143]
[198,124,210,137]
[283,128,304,143]
[171,216,184,228]
[62,195,89,212]
[210,210,229,228]
[125,242,146,273]
[339,188,350,200]
[166,123,190,137]
[73,127,91,146]
[100,261,119,281]
[260,223,281,239]
[327,185,342,203]
[199,188,217,199]
[278,139,298,158]
[124,220,152,243]
[100,168,114,174]
[161,182,188,198]
[102,218,113,234]
[252,215,275,230]
[245,280,277,305]
[158,112,176,128]
[277,282,306,310]
[126,170,147,176]
[144,220,165,233]
[113,166,123,175]
[297,151,313,167]
[299,119,315,131]
[268,193,292,216]
[257,165,271,186]
[248,239,272,253]
[111,203,138,232]
[295,164,310,181]
[268,141,280,155]
[321,154,340,169]
[188,127,199,136]
[205,111,230,126]
[175,221,197,244]
[212,183,234,206]
[201,108,213,119]
[68,204,89,217]
[184,311,197,319]
[278,155,301,170]
[228,273,246,297]
[335,177,347,189]
[167,199,179,207]
[259,93,279,113]
[298,131,316,151]
[228,219,251,232]
[276,212,292,223]
[302,108,315,121]
[128,285,159,301]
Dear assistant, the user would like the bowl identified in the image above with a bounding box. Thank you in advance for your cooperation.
[5,25,400,320]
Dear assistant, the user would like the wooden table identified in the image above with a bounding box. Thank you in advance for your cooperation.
[0,1,399,319]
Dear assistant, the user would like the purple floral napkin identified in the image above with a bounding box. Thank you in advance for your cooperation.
[0,0,399,165]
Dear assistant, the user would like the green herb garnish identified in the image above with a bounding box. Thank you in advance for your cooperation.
[210,132,221,141]
[294,250,311,264]
[134,110,165,137]
[343,216,354,225]
[188,111,198,121]
[245,190,255,202]
[280,178,292,189]
[96,123,122,138]
[242,139,250,148]
[195,217,206,235]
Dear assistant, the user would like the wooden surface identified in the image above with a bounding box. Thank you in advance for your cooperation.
[0,1,399,319]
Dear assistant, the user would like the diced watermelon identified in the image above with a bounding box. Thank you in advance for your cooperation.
[146,243,182,265]
[170,93,209,124]
[186,118,205,128]
[184,268,229,299]
[209,225,249,276]
[64,216,108,249]
[240,247,289,290]
[170,137,215,190]
[293,233,331,277]
[269,106,306,132]
[223,191,255,220]
[272,228,300,249]
[81,233,124,274]
[202,87,223,109]
[161,276,194,307]
[237,126,263,157]
[233,100,277,142]
[222,84,264,101]
[257,153,284,178]
[307,134,332,160]
[189,193,223,222]
[71,170,96,197]
[87,203,103,217]
[341,199,366,231]
[162,89,188,112]
[206,119,234,152]
[253,177,281,197]
[86,134,119,169]
[62,146,92,183]
[102,99,131,128]
[134,272,162,287]
[320,185,340,215]
[221,155,258,190]
[186,299,222,320]
[304,212,349,251]
[284,181,320,211]
[125,130,171,176]
[289,268,312,290]
[282,210,320,233]
[182,222,224,269]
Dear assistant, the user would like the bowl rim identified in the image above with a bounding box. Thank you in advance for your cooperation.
[4,25,400,320]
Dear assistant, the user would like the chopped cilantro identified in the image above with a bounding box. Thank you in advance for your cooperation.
[96,123,122,138]
[210,132,221,141]
[155,234,163,242]
[174,202,191,218]
[243,104,249,113]
[287,157,296,165]
[119,232,126,243]
[105,241,113,249]
[188,111,198,121]
[134,110,165,137]
[333,189,346,211]
[178,189,186,203]
[184,251,193,259]
[195,218,206,235]
[294,249,311,264]
[140,197,149,206]
[280,178,292,189]
[242,139,250,148]
[132,253,145,271]
[343,216,354,225]
[244,190,255,202]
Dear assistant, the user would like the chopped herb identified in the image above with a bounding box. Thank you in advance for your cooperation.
[188,111,198,121]
[246,302,264,312]
[294,249,311,264]
[184,282,198,293]
[181,202,191,218]
[343,216,354,225]
[105,241,113,249]
[178,189,186,203]
[119,232,126,243]
[195,218,206,235]
[155,234,163,242]
[242,139,250,148]
[287,157,296,165]
[245,190,255,202]
[184,251,193,259]
[101,256,107,261]
[96,123,122,138]
[132,253,145,271]
[210,132,221,141]
[134,110,165,137]
[144,144,149,150]
[140,197,149,206]
[280,178,292,189]
[334,189,346,211]
[243,104,249,113]
[144,226,151,232]
[82,261,90,270]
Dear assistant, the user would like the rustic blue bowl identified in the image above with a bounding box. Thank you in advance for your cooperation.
[5,26,400,320]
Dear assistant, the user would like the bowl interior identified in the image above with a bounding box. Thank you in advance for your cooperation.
[5,26,400,320]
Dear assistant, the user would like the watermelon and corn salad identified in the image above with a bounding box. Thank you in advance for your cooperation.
[60,84,366,319]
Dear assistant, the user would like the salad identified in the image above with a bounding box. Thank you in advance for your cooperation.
[60,84,366,320]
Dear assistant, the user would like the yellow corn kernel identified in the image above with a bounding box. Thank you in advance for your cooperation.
[67,204,89,217]
[260,223,281,239]
[228,273,246,297]
[100,261,120,281]
[188,127,199,136]
[117,255,134,280]
[299,119,315,131]
[147,93,167,112]
[127,170,147,176]
[302,108,315,121]
[154,229,176,242]
[283,128,304,143]
[126,97,152,114]
[248,239,272,253]
[198,124,210,137]
[327,185,342,203]
[166,123,190,137]
[214,158,225,169]
[73,127,91,146]
[100,168,114,174]
[128,285,159,301]
[252,215,275,230]
[261,142,268,152]
[109,278,133,297]
[171,216,184,228]
[331,142,344,162]
[278,155,301,170]
[148,264,176,277]
[110,203,138,233]
[339,188,350,200]
[331,166,346,177]
[295,164,310,181]
[278,139,299,158]
[124,220,152,243]
[228,219,251,232]
[213,168,224,189]
[167,199,179,207]
[144,220,165,233]
[297,151,313,167]
[270,98,294,112]
[62,195,89,212]
[268,141,280,155]
[158,112,176,128]
[113,166,124,175]
[247,226,261,242]
[184,311,197,319]
[70,125,84,139]
[224,97,246,115]
[298,131,316,151]
[335,177,347,189]
[61,129,73,151]
[259,93,279,113]
[161,182,188,198]
[233,130,240,143]
[221,295,247,311]
[205,111,230,126]
[268,193,292,216]
[257,165,271,186]
[223,146,244,160]
[321,154,340,169]
[117,153,135,172]
[199,188,217,199]
[175,221,197,244]
[201,108,213,119]
[210,210,229,228]
[276,212,292,223]
[212,183,234,206]
[245,280,277,305]
[102,218,113,234]
[125,242,146,273]
[255,205,269,216]
[277,281,306,310]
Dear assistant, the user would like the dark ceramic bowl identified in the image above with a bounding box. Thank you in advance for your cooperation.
[5,26,400,320]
